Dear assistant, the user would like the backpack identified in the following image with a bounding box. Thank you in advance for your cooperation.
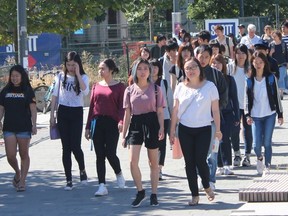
[270,41,286,55]
[162,79,168,95]
[216,36,231,56]
[246,74,275,95]
[211,67,228,109]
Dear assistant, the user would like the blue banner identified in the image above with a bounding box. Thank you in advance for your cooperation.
[0,33,62,69]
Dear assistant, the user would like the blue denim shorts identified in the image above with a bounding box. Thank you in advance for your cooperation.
[3,131,31,139]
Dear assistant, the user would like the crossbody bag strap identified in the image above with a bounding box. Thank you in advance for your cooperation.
[179,81,206,119]
[155,84,158,109]
[56,73,61,107]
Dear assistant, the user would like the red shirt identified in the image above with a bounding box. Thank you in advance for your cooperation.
[86,82,125,129]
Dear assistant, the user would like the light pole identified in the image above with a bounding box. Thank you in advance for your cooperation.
[239,0,244,17]
[273,3,280,29]
[17,0,28,68]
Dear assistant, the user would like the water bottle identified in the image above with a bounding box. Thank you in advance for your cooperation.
[212,138,220,153]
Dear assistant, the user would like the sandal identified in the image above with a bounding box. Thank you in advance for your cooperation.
[16,185,26,192]
[188,196,199,206]
[204,187,215,201]
[12,175,20,188]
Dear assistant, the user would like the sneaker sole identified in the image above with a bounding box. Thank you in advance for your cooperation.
[64,187,73,191]
[131,197,146,208]
[81,180,88,185]
[94,192,108,196]
[151,203,159,207]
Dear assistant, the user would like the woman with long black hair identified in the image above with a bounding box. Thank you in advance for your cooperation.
[50,51,89,190]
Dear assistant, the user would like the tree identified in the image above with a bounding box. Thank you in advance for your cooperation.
[122,0,173,41]
[123,0,172,23]
[0,0,131,45]
[187,0,288,25]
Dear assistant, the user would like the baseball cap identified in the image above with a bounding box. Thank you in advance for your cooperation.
[238,24,245,28]
[254,39,269,50]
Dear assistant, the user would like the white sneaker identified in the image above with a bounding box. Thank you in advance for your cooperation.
[256,159,265,175]
[224,166,234,175]
[209,182,216,191]
[216,167,224,176]
[197,176,203,190]
[94,183,108,196]
[116,172,125,189]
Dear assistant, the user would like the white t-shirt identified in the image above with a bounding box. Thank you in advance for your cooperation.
[174,81,219,128]
[53,72,90,107]
[240,34,261,49]
[251,77,275,118]
[231,66,247,109]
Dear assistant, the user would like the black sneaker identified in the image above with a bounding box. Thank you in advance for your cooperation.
[80,170,88,185]
[150,194,159,206]
[242,157,251,167]
[64,181,73,191]
[131,190,146,208]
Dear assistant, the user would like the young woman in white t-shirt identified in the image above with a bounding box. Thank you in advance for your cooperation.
[228,43,253,167]
[246,52,283,175]
[170,57,222,206]
[50,51,89,191]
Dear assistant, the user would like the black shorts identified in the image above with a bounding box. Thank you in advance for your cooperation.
[126,112,160,149]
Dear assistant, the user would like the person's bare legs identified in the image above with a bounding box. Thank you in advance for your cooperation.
[129,145,142,191]
[148,148,159,194]
[4,135,21,185]
[17,137,31,188]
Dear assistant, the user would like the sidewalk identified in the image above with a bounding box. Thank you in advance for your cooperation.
[0,98,287,216]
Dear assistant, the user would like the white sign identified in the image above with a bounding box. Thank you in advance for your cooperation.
[205,19,239,39]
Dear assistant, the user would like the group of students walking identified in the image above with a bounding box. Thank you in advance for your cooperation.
[0,22,284,208]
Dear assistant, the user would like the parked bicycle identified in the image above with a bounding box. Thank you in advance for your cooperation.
[34,70,59,113]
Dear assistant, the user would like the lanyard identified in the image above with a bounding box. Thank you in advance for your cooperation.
[90,118,97,151]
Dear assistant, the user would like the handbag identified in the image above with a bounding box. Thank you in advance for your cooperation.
[50,74,61,140]
[50,124,60,140]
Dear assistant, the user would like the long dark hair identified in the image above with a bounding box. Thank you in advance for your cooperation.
[149,58,163,86]
[3,65,31,93]
[177,43,194,70]
[250,51,271,78]
[234,43,250,74]
[63,51,86,95]
[211,54,227,78]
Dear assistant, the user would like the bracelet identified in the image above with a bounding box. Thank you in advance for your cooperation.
[216,131,222,134]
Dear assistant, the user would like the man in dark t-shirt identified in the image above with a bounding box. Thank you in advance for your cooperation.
[150,34,167,59]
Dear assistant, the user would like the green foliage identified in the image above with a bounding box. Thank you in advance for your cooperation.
[81,50,131,86]
[0,0,131,45]
[123,0,173,23]
[188,0,288,24]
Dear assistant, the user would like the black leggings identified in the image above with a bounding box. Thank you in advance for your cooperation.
[158,119,170,166]
[178,124,211,197]
[58,105,85,182]
[93,116,122,184]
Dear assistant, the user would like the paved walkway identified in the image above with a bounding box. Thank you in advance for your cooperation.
[0,97,288,216]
